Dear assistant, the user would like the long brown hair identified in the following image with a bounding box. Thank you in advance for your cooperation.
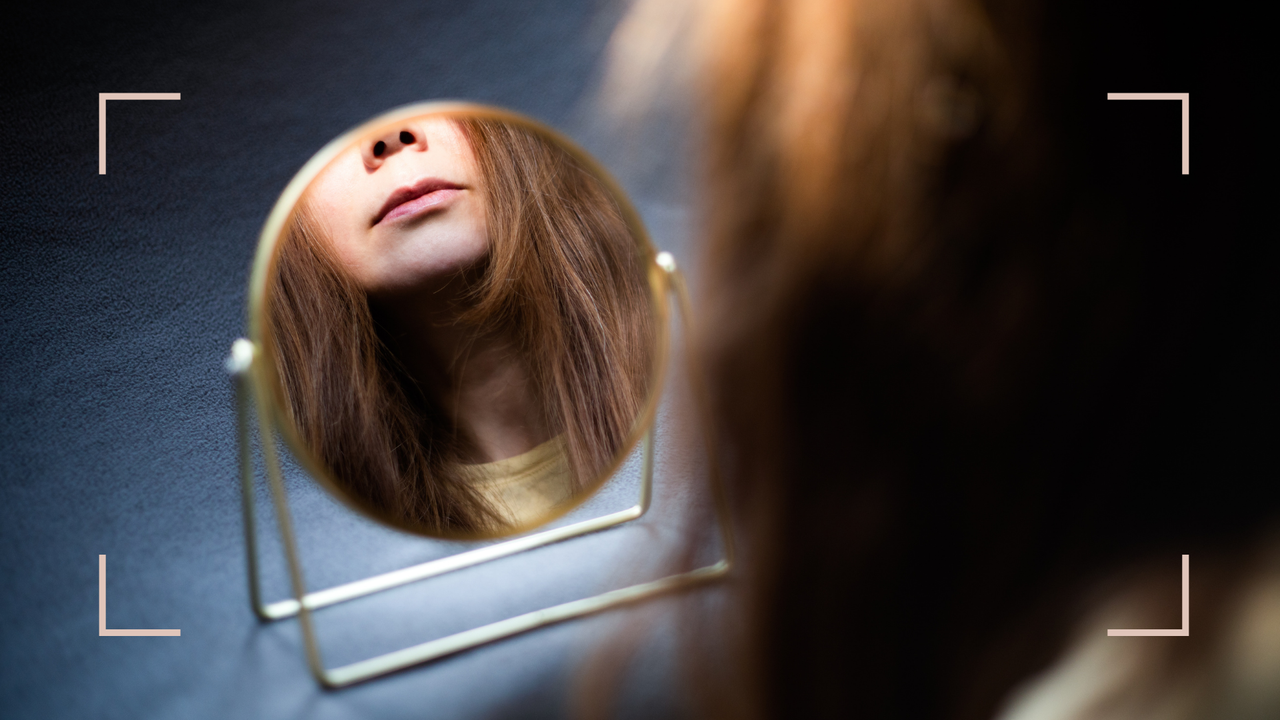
[264,115,654,536]
[662,0,1257,717]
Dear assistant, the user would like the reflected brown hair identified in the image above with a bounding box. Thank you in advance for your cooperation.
[264,116,654,536]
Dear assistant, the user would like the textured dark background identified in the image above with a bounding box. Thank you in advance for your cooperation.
[1,1,1274,719]
[0,1,709,718]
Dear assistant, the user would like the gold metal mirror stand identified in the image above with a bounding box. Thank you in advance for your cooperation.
[226,253,734,688]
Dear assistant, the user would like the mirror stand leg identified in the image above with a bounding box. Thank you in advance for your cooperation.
[660,256,738,569]
[230,341,269,619]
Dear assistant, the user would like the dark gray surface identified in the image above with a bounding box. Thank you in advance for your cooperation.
[0,2,710,717]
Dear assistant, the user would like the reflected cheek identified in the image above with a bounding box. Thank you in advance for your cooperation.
[326,228,377,287]
[306,190,377,283]
[453,212,489,267]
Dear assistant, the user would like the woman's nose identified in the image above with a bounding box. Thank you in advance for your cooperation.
[362,125,428,168]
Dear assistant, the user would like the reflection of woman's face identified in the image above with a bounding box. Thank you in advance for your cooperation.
[307,117,487,296]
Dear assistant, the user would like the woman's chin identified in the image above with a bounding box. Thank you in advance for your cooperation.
[366,262,484,302]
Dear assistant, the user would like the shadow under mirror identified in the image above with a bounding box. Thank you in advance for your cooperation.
[251,104,662,541]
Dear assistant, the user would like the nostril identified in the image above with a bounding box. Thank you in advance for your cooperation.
[399,131,415,144]
[373,141,386,157]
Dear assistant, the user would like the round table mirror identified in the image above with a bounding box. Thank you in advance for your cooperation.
[245,103,666,540]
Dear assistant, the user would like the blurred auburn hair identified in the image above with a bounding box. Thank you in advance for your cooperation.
[644,0,1206,717]
[264,117,654,536]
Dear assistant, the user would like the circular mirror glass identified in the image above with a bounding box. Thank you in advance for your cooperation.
[247,103,666,540]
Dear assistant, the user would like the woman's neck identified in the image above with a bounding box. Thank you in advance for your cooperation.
[371,282,553,464]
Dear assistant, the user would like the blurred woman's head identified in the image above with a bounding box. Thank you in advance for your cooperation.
[601,0,1272,717]
[689,1,1081,715]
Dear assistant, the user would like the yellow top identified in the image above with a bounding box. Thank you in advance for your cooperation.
[455,436,575,528]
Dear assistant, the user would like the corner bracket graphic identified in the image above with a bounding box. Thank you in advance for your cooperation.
[1106,92,1190,174]
[98,555,181,637]
[98,93,181,175]
[1107,554,1189,637]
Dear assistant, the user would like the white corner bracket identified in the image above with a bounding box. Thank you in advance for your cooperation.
[1107,554,1189,637]
[98,555,181,637]
[1106,93,1189,174]
[98,93,181,175]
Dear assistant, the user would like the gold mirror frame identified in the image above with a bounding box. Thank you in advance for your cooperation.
[228,101,734,687]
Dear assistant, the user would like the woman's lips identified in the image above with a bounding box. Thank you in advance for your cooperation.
[374,178,464,226]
